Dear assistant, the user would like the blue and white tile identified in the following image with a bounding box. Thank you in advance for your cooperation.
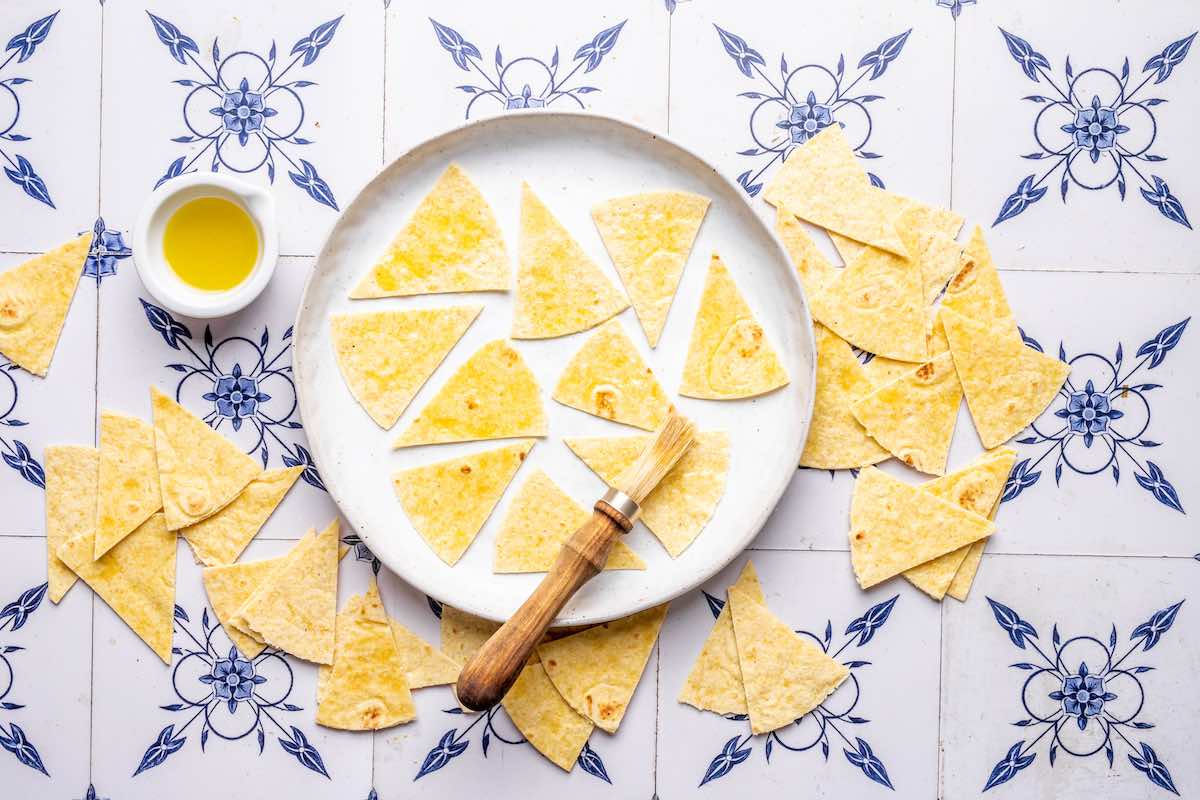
[953,0,1200,270]
[0,1,101,252]
[99,0,385,256]
[941,553,1198,799]
[0,536,91,797]
[658,551,940,799]
[384,0,669,160]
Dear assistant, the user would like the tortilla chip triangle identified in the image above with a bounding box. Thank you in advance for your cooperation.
[494,469,644,573]
[678,561,764,715]
[0,233,89,375]
[181,466,303,567]
[331,305,481,428]
[904,448,1016,599]
[349,163,509,298]
[553,320,671,431]
[502,662,594,771]
[863,313,951,387]
[941,307,1071,448]
[948,539,989,602]
[44,445,98,603]
[440,604,501,667]
[58,512,176,663]
[202,556,283,659]
[680,254,789,399]
[848,467,994,588]
[565,431,730,557]
[150,387,262,531]
[830,200,963,268]
[800,325,890,470]
[919,232,965,305]
[229,520,339,664]
[317,581,416,730]
[538,603,667,733]
[95,411,162,559]
[512,183,629,339]
[776,210,837,298]
[942,227,1018,337]
[393,340,548,447]
[591,190,710,346]
[851,352,963,476]
[389,620,461,688]
[394,439,532,564]
[729,586,849,735]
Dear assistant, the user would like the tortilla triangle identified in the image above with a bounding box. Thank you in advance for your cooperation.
[729,586,849,735]
[44,445,98,603]
[553,319,671,431]
[493,469,644,573]
[440,604,501,668]
[919,232,965,305]
[331,305,481,428]
[942,226,1018,337]
[565,431,730,557]
[394,440,534,565]
[0,233,89,375]
[863,310,951,387]
[830,200,963,268]
[58,512,176,663]
[202,556,282,659]
[538,604,667,733]
[941,307,1071,448]
[678,561,764,715]
[512,183,629,339]
[389,620,461,688]
[502,662,594,771]
[848,467,994,588]
[393,340,547,447]
[95,411,162,558]
[181,466,303,567]
[800,325,889,469]
[591,190,710,346]
[776,210,837,298]
[349,163,509,298]
[680,254,789,399]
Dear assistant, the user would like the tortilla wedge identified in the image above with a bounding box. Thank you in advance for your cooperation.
[389,620,460,688]
[94,411,162,559]
[44,445,98,603]
[202,556,283,659]
[830,201,963,269]
[678,560,763,715]
[181,466,303,567]
[800,324,890,470]
[942,226,1018,338]
[775,209,838,298]
[501,662,594,771]
[0,233,90,376]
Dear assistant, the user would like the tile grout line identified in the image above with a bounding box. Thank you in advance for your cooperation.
[936,597,945,798]
[652,638,661,800]
[380,0,389,170]
[948,8,958,209]
[664,7,673,135]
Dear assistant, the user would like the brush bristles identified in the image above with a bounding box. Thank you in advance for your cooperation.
[616,410,697,505]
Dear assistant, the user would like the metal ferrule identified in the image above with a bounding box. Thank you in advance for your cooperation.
[600,487,640,523]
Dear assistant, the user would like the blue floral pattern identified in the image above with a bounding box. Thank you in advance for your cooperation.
[936,0,976,17]
[147,13,340,210]
[1,12,56,208]
[0,582,49,777]
[713,25,910,196]
[995,30,1195,228]
[982,598,1182,794]
[0,357,42,489]
[83,218,132,284]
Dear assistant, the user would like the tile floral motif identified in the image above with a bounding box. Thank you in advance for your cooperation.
[994,29,1195,229]
[1,12,57,208]
[1003,320,1188,514]
[146,12,341,210]
[74,786,109,800]
[134,604,328,779]
[138,298,324,490]
[83,217,132,285]
[0,582,50,777]
[0,357,44,489]
[981,598,1183,794]
[936,0,976,18]
[697,593,898,790]
[711,24,911,196]
[341,533,380,575]
[429,18,626,117]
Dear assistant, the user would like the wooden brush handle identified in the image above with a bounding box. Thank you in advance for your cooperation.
[455,500,633,711]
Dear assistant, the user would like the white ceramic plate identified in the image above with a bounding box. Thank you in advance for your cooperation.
[294,111,815,625]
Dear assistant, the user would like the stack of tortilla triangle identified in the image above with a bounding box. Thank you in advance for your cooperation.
[0,233,90,376]
[44,445,99,603]
[775,209,837,298]
[800,324,889,470]
[94,411,162,558]
[180,466,303,566]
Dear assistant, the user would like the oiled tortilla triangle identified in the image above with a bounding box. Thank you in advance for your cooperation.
[502,662,594,771]
[942,226,1018,337]
[553,319,671,431]
[181,466,302,566]
[95,411,162,559]
[389,620,461,688]
[775,210,837,298]
[800,324,889,470]
[44,445,98,603]
[0,233,89,375]
[678,561,763,715]
[202,556,283,659]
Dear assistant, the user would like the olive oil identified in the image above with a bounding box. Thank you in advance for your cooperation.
[163,196,259,291]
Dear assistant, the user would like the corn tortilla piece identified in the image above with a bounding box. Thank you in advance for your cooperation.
[904,448,1016,599]
[202,556,283,659]
[591,190,710,347]
[94,411,162,558]
[800,325,889,470]
[679,254,789,399]
[565,431,730,558]
[942,226,1019,338]
[389,620,460,688]
[181,466,303,567]
[830,201,963,268]
[349,163,509,298]
[862,313,950,387]
[941,307,1071,448]
[553,319,671,431]
[763,126,907,257]
[775,210,837,298]
[393,440,533,565]
[728,586,849,735]
[229,520,339,664]
[677,561,763,715]
[0,233,90,376]
[317,582,416,730]
[330,305,481,428]
[440,604,501,666]
[494,469,644,573]
[851,352,962,476]
[151,386,262,531]
[919,233,966,305]
[538,603,667,733]
[848,467,994,589]
[44,445,99,603]
[502,662,594,771]
[393,340,548,447]
[948,538,991,602]
[512,183,629,339]
[58,512,176,663]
